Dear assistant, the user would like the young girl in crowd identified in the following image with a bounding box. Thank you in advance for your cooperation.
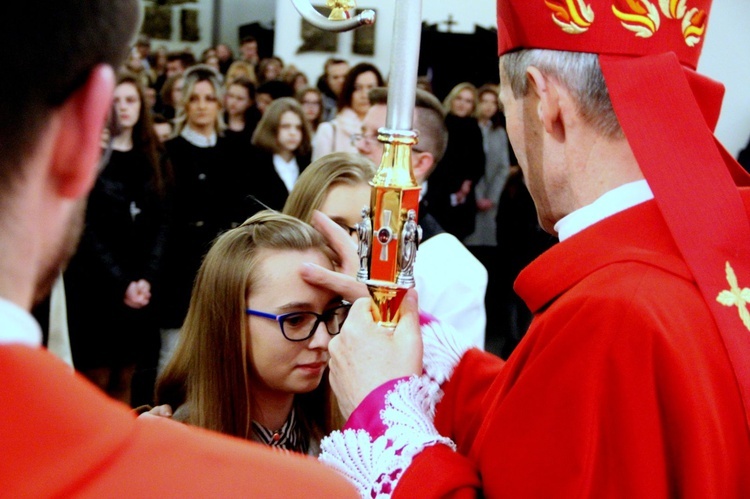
[247,97,313,212]
[311,62,384,160]
[65,72,169,406]
[155,212,349,455]
[296,86,324,134]
[224,76,261,142]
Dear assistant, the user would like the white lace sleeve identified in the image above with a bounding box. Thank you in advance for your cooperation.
[319,318,475,498]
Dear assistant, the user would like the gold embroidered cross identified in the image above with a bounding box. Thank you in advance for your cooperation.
[716,261,750,332]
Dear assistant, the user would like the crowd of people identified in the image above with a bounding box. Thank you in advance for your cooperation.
[6,0,749,496]
[48,31,537,410]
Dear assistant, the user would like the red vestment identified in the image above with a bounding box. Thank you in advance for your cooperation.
[0,345,356,497]
[395,195,750,497]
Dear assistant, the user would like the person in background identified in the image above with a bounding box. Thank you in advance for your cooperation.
[426,82,485,240]
[159,65,238,375]
[296,86,325,134]
[257,56,284,86]
[152,113,173,143]
[317,58,350,122]
[157,73,184,121]
[283,65,310,94]
[312,62,383,160]
[65,72,169,407]
[240,36,260,67]
[463,83,512,353]
[215,43,234,75]
[225,60,258,87]
[224,76,261,143]
[154,212,348,455]
[0,0,355,495]
[247,97,312,213]
[255,79,295,114]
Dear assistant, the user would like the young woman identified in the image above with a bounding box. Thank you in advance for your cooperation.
[65,72,169,406]
[425,82,485,240]
[159,65,242,373]
[247,97,313,213]
[224,76,261,142]
[155,212,349,455]
[283,151,375,238]
[296,86,324,134]
[311,62,384,160]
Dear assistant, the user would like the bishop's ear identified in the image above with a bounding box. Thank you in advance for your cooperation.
[526,66,563,138]
[50,64,116,200]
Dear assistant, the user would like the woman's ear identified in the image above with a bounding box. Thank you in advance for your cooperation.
[50,65,115,199]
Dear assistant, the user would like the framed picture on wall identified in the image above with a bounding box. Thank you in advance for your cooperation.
[142,5,172,40]
[181,9,200,42]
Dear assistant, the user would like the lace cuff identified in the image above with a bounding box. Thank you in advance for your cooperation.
[319,375,455,498]
[319,318,473,497]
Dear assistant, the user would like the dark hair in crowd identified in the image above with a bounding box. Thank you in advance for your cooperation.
[337,63,384,111]
[0,0,139,193]
[116,72,170,196]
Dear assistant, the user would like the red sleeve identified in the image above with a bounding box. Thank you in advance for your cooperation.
[394,444,480,498]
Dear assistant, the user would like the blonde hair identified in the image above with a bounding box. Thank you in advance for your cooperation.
[251,97,312,156]
[173,64,226,135]
[226,60,258,86]
[156,211,337,441]
[443,82,478,116]
[283,152,376,223]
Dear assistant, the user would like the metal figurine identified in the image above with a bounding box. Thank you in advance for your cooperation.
[397,209,421,287]
[356,206,372,282]
[290,0,424,327]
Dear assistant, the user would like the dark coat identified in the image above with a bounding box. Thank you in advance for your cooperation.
[65,149,169,368]
[157,135,242,328]
[239,147,311,215]
[425,114,485,240]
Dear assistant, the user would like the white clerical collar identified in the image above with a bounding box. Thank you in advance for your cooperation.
[554,180,654,242]
[0,296,42,347]
[181,126,217,148]
[273,154,299,193]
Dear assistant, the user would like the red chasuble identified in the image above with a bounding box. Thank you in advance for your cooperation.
[394,194,750,498]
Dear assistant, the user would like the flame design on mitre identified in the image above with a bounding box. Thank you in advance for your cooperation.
[658,0,687,18]
[612,0,661,37]
[682,7,707,46]
[544,0,595,34]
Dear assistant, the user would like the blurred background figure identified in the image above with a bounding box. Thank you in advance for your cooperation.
[311,62,383,160]
[426,82,485,241]
[296,86,324,134]
[247,97,313,213]
[224,76,261,143]
[65,72,170,406]
[316,58,350,121]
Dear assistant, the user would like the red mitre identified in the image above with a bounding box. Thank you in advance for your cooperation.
[497,0,750,430]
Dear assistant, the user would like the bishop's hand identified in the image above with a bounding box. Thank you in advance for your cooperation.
[328,289,423,420]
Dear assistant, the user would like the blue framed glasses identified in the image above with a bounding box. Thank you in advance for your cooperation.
[246,301,352,342]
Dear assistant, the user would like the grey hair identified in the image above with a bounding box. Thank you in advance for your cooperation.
[500,50,622,139]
